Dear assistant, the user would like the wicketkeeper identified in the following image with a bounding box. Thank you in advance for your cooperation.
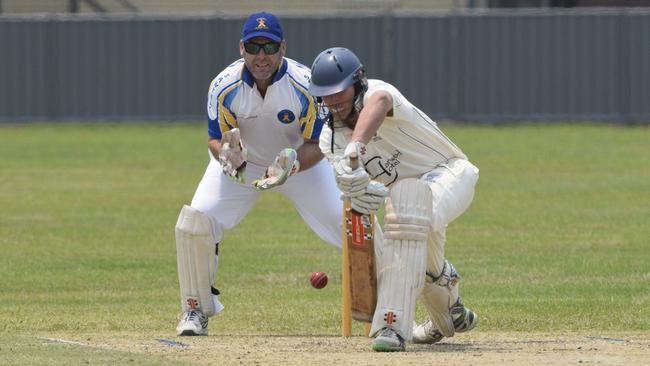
[309,47,479,352]
[174,13,342,336]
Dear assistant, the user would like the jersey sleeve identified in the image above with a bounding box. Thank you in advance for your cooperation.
[207,63,243,139]
[289,74,324,141]
[363,79,406,115]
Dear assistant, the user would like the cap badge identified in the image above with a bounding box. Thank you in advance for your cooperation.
[256,17,268,29]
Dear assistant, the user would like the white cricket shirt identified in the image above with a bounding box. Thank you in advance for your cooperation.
[319,79,467,187]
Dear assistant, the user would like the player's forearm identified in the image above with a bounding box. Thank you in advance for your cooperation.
[351,91,393,144]
[208,137,223,160]
[296,140,324,171]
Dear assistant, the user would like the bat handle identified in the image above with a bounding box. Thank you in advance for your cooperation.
[348,152,359,170]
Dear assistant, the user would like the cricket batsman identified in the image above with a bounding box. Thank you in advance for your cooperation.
[174,13,341,336]
[309,47,479,351]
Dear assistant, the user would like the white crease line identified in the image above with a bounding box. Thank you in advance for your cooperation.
[585,336,626,343]
[156,338,191,348]
[39,337,87,346]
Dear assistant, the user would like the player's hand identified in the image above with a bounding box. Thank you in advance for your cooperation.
[333,141,369,197]
[219,128,247,183]
[252,148,300,190]
[350,181,389,214]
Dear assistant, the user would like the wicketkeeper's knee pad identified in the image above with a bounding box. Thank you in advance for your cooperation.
[371,179,433,340]
[419,259,461,337]
[175,205,224,317]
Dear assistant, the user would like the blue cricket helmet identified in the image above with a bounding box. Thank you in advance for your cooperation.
[309,47,364,97]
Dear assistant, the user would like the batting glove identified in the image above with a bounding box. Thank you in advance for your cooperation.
[219,128,247,184]
[252,148,300,190]
[333,141,369,198]
[350,181,389,214]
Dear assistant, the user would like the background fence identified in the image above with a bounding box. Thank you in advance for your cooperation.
[1,8,649,123]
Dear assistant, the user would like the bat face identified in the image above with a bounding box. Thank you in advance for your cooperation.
[340,154,377,334]
[344,204,377,323]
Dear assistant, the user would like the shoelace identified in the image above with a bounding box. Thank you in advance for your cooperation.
[185,311,199,322]
[380,328,402,341]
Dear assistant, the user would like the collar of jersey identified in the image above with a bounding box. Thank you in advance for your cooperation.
[241,58,288,88]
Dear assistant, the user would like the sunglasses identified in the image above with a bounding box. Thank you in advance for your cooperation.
[243,42,281,55]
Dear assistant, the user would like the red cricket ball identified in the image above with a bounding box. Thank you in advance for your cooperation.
[310,271,328,289]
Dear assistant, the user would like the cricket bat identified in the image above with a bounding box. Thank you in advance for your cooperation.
[341,154,377,337]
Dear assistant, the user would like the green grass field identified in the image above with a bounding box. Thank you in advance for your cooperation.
[1,123,648,364]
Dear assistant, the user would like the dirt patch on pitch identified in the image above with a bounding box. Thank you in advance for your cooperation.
[52,331,650,365]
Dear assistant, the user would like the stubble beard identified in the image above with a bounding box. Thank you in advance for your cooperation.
[330,102,358,129]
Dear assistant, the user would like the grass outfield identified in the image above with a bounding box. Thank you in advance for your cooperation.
[0,123,648,363]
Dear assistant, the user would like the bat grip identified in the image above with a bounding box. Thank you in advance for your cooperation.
[348,152,359,170]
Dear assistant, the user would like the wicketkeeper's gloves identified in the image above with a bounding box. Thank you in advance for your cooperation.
[219,128,247,184]
[252,148,300,190]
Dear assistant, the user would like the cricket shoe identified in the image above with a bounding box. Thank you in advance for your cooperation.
[412,303,478,344]
[372,327,406,352]
[176,309,208,336]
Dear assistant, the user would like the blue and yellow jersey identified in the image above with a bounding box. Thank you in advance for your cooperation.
[207,58,323,167]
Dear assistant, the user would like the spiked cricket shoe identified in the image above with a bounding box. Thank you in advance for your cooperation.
[412,320,445,344]
[412,307,478,344]
[372,327,406,352]
[176,309,208,336]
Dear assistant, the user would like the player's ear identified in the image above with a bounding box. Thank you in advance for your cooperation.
[239,41,245,57]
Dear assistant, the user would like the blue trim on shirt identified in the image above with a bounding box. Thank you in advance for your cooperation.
[208,79,242,139]
[222,84,240,110]
[288,73,322,139]
[291,83,311,119]
[208,116,222,139]
[288,72,308,90]
[288,74,312,118]
[272,59,288,84]
[310,115,325,140]
[241,66,255,88]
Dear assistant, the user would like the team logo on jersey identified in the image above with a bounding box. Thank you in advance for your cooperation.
[256,17,268,29]
[365,150,402,186]
[277,110,295,124]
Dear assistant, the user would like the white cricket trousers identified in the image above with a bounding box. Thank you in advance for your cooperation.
[190,157,342,248]
[422,158,479,276]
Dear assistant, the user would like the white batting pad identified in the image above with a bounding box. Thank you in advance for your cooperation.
[175,205,223,317]
[370,179,432,340]
[419,259,461,337]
